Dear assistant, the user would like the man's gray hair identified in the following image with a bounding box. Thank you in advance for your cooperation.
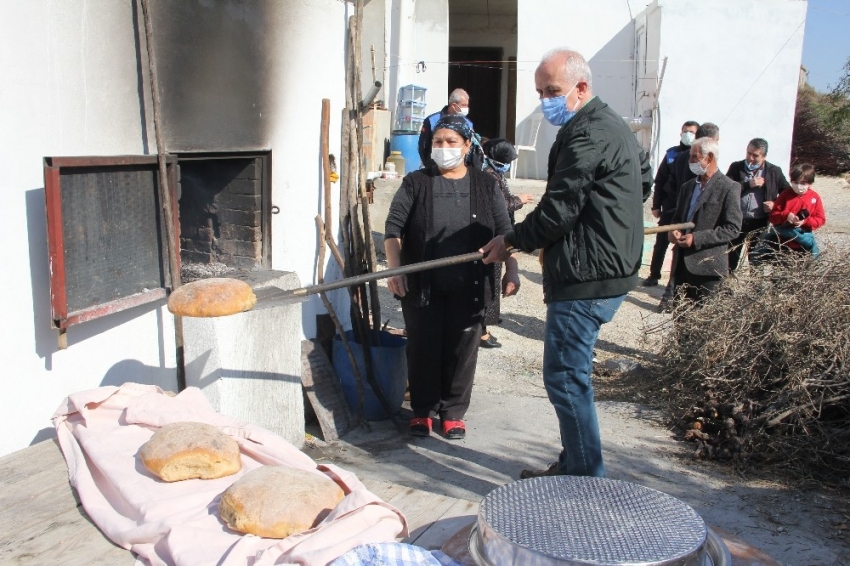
[696,122,720,141]
[748,137,769,155]
[449,88,469,104]
[693,137,720,162]
[540,48,593,89]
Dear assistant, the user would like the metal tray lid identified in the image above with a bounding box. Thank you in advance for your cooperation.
[476,476,708,566]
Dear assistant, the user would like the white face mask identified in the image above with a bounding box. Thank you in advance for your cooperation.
[458,107,469,117]
[431,147,464,169]
[689,160,707,176]
[791,182,809,195]
[681,131,696,146]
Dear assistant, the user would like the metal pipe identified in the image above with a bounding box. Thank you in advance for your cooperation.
[360,81,382,110]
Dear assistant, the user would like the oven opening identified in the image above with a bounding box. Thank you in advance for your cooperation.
[177,152,272,283]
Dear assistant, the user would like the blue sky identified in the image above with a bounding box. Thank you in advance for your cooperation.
[802,0,850,92]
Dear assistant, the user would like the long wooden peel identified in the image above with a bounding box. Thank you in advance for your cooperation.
[171,222,695,317]
[644,222,695,235]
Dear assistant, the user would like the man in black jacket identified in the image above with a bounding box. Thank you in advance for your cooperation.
[643,120,699,287]
[725,138,791,271]
[481,48,652,479]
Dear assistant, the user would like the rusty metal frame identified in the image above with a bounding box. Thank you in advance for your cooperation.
[43,155,180,330]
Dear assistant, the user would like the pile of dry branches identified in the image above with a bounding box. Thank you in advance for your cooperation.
[654,247,850,488]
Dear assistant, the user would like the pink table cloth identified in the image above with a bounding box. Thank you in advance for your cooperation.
[52,383,408,565]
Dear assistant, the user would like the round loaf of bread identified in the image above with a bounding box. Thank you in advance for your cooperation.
[167,278,256,318]
[140,422,241,482]
[219,466,345,538]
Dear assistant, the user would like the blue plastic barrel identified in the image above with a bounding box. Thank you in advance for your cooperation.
[332,330,407,420]
[390,131,421,174]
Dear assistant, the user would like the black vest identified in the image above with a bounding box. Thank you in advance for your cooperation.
[400,166,497,308]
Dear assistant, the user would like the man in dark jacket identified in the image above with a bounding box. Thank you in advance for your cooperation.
[643,120,699,286]
[669,137,742,302]
[659,122,720,308]
[418,89,473,168]
[481,48,652,479]
[725,138,791,271]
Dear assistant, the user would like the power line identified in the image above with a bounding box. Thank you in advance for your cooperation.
[719,19,807,126]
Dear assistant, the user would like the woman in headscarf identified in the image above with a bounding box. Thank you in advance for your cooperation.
[479,138,535,349]
[384,115,520,439]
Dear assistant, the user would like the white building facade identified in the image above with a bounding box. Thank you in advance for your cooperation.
[0,0,807,457]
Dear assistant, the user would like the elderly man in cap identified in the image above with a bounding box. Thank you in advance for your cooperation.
[481,48,651,479]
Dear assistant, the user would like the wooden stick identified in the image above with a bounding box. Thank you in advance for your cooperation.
[316,216,365,428]
[140,0,185,391]
[321,99,333,243]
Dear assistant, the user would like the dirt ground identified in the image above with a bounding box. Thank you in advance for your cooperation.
[308,175,850,565]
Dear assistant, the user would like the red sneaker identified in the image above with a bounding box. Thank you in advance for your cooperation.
[441,419,466,440]
[410,417,432,437]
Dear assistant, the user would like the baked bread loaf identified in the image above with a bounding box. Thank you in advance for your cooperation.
[140,422,241,482]
[167,278,256,318]
[219,466,345,538]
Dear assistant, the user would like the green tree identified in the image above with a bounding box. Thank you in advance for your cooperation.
[792,58,850,175]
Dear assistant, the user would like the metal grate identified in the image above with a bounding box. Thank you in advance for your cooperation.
[478,476,707,565]
[60,165,166,313]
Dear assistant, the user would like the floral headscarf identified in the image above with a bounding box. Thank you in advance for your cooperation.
[433,115,484,167]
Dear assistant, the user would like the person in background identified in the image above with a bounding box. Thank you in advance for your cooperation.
[668,137,742,303]
[725,138,791,271]
[480,48,652,479]
[419,89,473,169]
[759,163,825,258]
[659,122,720,309]
[385,115,520,440]
[643,120,699,287]
[479,138,535,349]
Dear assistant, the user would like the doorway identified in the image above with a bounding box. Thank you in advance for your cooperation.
[448,47,502,140]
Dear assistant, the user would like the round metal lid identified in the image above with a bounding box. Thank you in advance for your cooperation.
[476,476,708,566]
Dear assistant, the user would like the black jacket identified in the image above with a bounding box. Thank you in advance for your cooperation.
[652,143,690,212]
[725,160,790,208]
[505,97,652,302]
[666,150,697,212]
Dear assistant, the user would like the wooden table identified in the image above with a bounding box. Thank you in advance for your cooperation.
[0,440,478,565]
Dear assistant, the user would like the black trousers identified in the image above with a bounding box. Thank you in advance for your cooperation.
[402,289,484,421]
[648,211,675,278]
[673,255,722,303]
[729,217,769,272]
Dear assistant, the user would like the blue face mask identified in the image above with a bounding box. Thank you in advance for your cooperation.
[540,85,578,126]
[745,160,760,171]
[491,162,510,174]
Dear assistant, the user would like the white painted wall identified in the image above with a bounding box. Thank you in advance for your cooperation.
[515,0,805,179]
[450,13,517,139]
[655,0,807,173]
[416,1,449,119]
[385,0,448,121]
[265,1,348,339]
[0,1,177,456]
[0,0,349,456]
[516,0,645,179]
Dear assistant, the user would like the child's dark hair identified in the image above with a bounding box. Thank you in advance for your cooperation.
[790,163,816,184]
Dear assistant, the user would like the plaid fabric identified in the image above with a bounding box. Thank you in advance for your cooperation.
[328,542,462,566]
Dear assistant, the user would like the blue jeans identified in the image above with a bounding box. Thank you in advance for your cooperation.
[543,295,625,477]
